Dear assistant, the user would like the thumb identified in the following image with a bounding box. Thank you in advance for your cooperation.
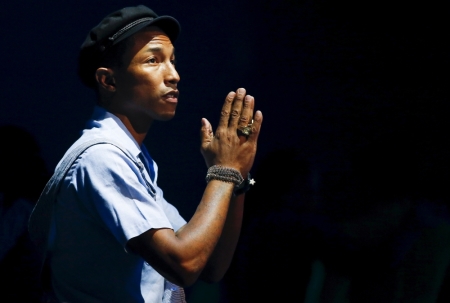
[200,118,213,145]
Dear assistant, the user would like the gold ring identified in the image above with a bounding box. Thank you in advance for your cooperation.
[238,120,253,136]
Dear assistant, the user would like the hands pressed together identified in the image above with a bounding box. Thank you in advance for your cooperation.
[127,88,262,287]
[200,88,263,177]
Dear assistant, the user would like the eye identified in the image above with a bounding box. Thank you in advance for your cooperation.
[170,59,176,65]
[147,57,156,64]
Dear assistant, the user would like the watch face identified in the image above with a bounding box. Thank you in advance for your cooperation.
[233,174,254,196]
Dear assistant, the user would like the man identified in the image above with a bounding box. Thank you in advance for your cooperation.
[28,4,262,303]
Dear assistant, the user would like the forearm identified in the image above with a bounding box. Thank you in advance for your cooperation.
[174,180,235,264]
[128,179,235,286]
[200,193,245,282]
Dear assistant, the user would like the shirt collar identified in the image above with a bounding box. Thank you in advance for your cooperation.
[85,106,142,159]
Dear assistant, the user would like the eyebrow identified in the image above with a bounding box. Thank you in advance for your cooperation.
[147,46,162,52]
[146,46,175,56]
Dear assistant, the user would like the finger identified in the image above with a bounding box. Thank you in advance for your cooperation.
[238,94,254,130]
[200,118,213,147]
[246,110,263,144]
[217,91,236,129]
[228,88,246,129]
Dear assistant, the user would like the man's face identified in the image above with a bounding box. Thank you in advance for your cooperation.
[112,26,180,123]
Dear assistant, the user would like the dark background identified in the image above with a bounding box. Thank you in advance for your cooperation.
[1,0,449,302]
[3,0,447,219]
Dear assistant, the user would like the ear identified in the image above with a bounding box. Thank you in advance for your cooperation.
[95,68,116,92]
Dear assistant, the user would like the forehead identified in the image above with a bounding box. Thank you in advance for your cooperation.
[127,26,174,55]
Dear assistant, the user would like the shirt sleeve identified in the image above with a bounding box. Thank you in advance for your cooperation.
[66,144,183,247]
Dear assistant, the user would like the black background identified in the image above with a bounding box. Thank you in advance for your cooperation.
[3,0,447,217]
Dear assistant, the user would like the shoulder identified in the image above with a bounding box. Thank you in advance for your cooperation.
[66,141,140,179]
[82,142,135,163]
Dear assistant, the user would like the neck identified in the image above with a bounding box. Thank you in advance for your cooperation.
[100,94,154,145]
[112,111,151,146]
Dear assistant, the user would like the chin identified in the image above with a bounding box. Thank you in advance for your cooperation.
[157,112,176,121]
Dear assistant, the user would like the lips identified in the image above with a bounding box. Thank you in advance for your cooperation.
[163,90,179,103]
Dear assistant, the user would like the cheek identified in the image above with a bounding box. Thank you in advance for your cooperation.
[131,81,161,104]
[135,73,160,91]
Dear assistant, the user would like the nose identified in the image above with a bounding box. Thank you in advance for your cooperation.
[164,61,180,86]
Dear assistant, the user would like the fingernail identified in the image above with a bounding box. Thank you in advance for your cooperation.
[237,88,244,94]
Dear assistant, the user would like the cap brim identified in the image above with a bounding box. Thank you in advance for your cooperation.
[113,15,180,45]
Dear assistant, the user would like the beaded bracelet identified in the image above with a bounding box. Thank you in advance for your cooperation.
[205,165,244,186]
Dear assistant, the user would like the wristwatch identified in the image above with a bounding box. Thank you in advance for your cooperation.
[233,173,255,196]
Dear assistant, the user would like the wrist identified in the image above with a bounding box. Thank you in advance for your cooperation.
[205,165,255,196]
[206,165,243,186]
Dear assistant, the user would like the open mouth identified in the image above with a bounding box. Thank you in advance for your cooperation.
[163,91,179,103]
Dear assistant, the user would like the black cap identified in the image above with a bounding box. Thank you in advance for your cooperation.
[78,5,180,88]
